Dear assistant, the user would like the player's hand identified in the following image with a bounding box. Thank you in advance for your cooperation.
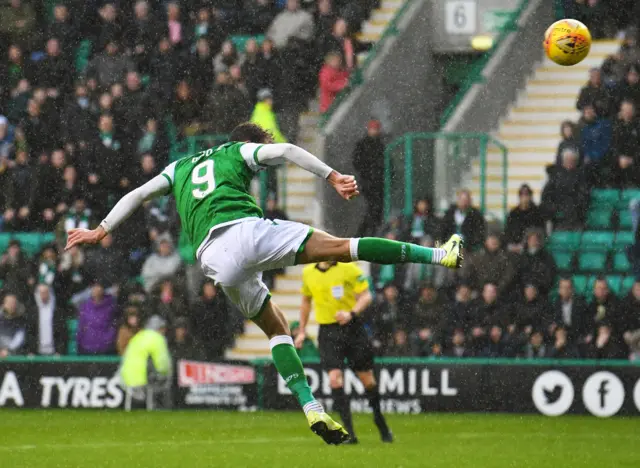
[335,311,352,326]
[328,171,359,200]
[294,332,306,349]
[65,226,107,251]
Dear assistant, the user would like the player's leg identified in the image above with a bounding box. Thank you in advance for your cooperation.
[251,298,349,445]
[348,323,393,442]
[296,229,463,269]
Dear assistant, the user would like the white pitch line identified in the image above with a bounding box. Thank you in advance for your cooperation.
[0,437,309,452]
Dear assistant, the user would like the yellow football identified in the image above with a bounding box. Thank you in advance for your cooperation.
[544,19,592,66]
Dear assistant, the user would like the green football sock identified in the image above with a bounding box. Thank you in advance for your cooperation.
[270,336,321,412]
[353,237,444,264]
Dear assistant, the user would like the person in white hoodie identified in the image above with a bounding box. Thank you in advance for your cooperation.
[29,283,67,355]
[267,0,314,48]
[141,233,182,293]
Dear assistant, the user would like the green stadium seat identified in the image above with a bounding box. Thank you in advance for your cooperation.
[67,319,78,355]
[606,275,623,296]
[42,232,55,244]
[13,232,43,257]
[586,207,614,230]
[572,275,589,295]
[230,35,265,52]
[591,189,620,208]
[580,231,614,252]
[0,233,10,255]
[548,231,582,251]
[614,231,634,250]
[619,210,633,230]
[613,252,632,273]
[551,250,574,272]
[619,189,640,210]
[622,276,636,296]
[578,252,607,271]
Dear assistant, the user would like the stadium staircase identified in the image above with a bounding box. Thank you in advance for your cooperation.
[469,40,621,219]
[356,0,405,63]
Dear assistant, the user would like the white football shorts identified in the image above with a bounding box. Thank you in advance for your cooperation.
[199,218,313,318]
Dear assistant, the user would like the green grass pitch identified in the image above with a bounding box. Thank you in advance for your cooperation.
[1,411,639,467]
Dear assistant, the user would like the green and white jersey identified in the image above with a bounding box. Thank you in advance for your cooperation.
[161,142,265,256]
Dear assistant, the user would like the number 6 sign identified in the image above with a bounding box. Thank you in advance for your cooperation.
[445,0,477,35]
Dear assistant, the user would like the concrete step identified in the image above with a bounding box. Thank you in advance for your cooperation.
[526,82,583,94]
[372,9,395,22]
[499,140,559,150]
[381,0,403,9]
[471,178,546,191]
[356,31,382,43]
[362,22,385,35]
[500,124,561,135]
[518,97,577,108]
[274,277,303,291]
[507,110,580,121]
[471,165,548,178]
[534,70,590,80]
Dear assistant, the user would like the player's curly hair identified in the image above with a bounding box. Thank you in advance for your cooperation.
[229,122,274,144]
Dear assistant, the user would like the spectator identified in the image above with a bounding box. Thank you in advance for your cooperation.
[151,279,187,325]
[255,39,281,96]
[522,330,546,359]
[587,323,626,359]
[116,305,141,355]
[247,0,278,35]
[187,7,225,55]
[95,3,123,53]
[250,88,287,142]
[242,39,262,102]
[478,282,512,330]
[0,240,34,301]
[555,121,582,166]
[370,283,408,356]
[205,71,251,134]
[192,281,231,359]
[609,149,640,188]
[0,115,14,158]
[518,284,552,332]
[517,228,557,297]
[0,0,37,52]
[541,148,588,230]
[58,245,89,305]
[165,2,184,49]
[189,38,215,99]
[84,234,124,288]
[445,281,477,334]
[602,29,640,84]
[28,284,67,355]
[141,233,182,293]
[616,65,640,109]
[31,148,66,231]
[61,84,94,148]
[409,284,446,356]
[172,80,202,138]
[552,277,589,342]
[267,0,314,49]
[547,326,578,359]
[137,119,168,161]
[461,233,516,296]
[0,293,27,356]
[407,198,440,243]
[322,18,356,71]
[85,41,136,89]
[576,68,612,116]
[611,100,640,158]
[504,184,545,252]
[352,119,386,236]
[480,324,512,358]
[315,0,337,43]
[148,37,180,102]
[3,150,33,231]
[403,236,447,292]
[621,281,640,340]
[22,98,55,156]
[214,40,243,75]
[77,280,118,355]
[318,52,349,113]
[170,316,206,361]
[441,189,487,252]
[579,104,612,173]
[124,0,163,74]
[37,38,73,98]
[444,329,471,357]
[587,277,622,343]
[387,329,411,357]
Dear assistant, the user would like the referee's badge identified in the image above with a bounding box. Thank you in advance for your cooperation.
[331,285,344,299]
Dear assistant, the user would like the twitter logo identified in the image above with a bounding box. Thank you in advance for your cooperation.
[532,371,574,416]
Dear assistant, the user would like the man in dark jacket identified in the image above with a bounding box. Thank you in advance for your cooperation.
[576,68,612,116]
[0,240,34,303]
[516,228,557,297]
[205,72,251,134]
[441,189,486,251]
[191,281,232,359]
[551,277,590,341]
[461,233,516,297]
[504,184,545,251]
[352,120,386,236]
[170,316,206,361]
[610,100,640,158]
[587,277,623,344]
[3,150,33,231]
[541,148,588,229]
[0,293,27,357]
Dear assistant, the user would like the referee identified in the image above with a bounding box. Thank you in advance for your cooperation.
[295,261,393,444]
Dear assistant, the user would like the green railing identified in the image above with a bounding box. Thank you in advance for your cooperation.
[440,0,530,128]
[383,132,508,219]
[318,0,412,128]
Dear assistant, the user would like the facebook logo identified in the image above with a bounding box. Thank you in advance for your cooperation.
[582,372,624,417]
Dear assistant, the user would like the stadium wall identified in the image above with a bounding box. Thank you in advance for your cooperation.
[2,357,640,418]
[319,0,443,235]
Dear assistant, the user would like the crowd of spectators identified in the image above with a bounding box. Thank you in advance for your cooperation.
[0,0,377,359]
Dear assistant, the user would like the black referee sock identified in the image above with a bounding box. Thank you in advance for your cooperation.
[332,387,354,437]
[367,387,390,436]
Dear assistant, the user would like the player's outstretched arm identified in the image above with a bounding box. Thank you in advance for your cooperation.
[64,175,171,250]
[252,143,359,200]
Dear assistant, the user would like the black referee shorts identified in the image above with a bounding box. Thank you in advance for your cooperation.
[317,321,374,372]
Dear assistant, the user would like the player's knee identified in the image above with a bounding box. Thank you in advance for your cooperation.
[329,370,344,389]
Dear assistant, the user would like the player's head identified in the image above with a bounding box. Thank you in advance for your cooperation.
[229,122,274,144]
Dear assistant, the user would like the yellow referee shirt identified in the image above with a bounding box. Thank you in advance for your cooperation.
[301,263,370,325]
